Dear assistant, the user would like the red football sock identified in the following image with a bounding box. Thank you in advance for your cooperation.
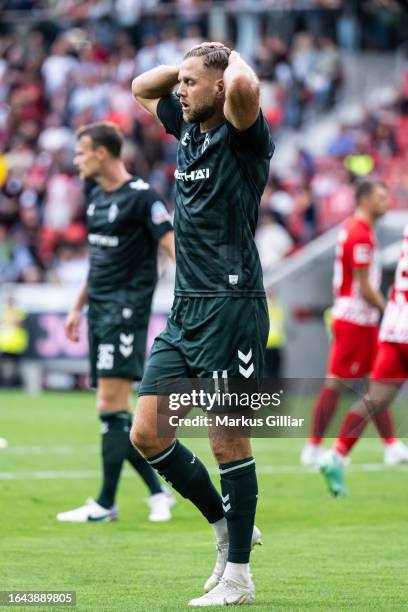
[372,408,397,444]
[309,387,340,444]
[334,411,368,456]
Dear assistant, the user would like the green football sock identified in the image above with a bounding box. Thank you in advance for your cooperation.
[96,411,131,509]
[219,457,258,564]
[147,440,224,523]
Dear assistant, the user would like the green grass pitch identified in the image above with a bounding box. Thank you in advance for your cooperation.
[1,390,408,611]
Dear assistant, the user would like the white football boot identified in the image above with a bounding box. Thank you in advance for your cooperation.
[146,489,175,522]
[384,440,408,466]
[204,525,262,592]
[0,437,8,449]
[300,442,325,466]
[189,577,255,607]
[56,498,118,522]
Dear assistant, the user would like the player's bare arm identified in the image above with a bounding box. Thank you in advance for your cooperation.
[159,230,176,262]
[65,282,87,342]
[223,50,260,130]
[132,65,180,117]
[354,267,385,313]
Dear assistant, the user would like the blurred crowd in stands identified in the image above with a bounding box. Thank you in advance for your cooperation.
[0,0,407,284]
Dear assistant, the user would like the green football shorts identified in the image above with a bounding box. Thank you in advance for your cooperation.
[139,296,269,396]
[88,300,150,388]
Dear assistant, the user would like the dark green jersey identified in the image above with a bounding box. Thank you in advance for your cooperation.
[86,177,172,309]
[157,94,274,297]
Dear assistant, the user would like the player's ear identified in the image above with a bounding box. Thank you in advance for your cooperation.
[215,77,225,98]
[96,145,109,161]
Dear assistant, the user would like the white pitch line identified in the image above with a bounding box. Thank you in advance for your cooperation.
[1,464,408,481]
[2,445,99,455]
[1,440,395,455]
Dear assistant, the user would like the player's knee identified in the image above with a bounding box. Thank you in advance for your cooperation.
[130,422,153,456]
[96,390,117,413]
[210,438,252,465]
[211,444,237,465]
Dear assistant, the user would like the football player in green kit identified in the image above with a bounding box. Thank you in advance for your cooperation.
[57,122,176,524]
[131,43,274,606]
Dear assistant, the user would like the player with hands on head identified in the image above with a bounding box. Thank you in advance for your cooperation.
[131,42,274,606]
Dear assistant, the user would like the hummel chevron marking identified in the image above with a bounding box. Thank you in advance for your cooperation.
[239,363,254,378]
[120,333,134,346]
[222,495,231,512]
[238,349,252,364]
[119,345,133,358]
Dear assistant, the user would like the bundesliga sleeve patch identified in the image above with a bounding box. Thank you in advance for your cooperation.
[353,243,372,264]
[151,201,171,225]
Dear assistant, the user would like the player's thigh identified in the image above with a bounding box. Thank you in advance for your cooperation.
[371,341,408,385]
[185,297,269,378]
[138,334,190,396]
[97,377,132,413]
[328,320,374,378]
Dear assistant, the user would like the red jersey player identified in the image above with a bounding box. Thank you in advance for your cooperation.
[301,180,408,467]
[321,224,408,496]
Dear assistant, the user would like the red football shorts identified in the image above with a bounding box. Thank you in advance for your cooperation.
[371,341,408,383]
[328,319,378,378]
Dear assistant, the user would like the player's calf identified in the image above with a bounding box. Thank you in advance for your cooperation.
[132,396,224,523]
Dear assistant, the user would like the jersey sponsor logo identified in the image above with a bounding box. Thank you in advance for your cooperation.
[181,131,191,146]
[88,233,119,247]
[87,203,95,216]
[108,203,119,223]
[174,168,210,182]
[151,201,171,225]
[97,344,114,370]
[354,243,371,264]
[202,133,211,152]
[129,179,149,190]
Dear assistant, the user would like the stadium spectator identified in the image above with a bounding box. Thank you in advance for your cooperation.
[0,292,28,387]
[46,224,88,287]
[255,209,294,273]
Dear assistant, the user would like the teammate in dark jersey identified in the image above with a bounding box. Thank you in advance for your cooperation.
[131,43,274,606]
[57,122,176,524]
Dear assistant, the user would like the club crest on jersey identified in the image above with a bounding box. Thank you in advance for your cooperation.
[108,203,119,223]
[87,203,95,216]
[174,168,210,182]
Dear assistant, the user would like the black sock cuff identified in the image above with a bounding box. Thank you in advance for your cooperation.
[219,457,255,476]
[99,410,131,423]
